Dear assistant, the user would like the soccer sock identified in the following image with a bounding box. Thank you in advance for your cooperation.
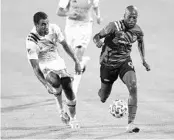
[128,105,137,124]
[81,56,90,68]
[72,74,82,95]
[54,94,64,114]
[72,56,90,95]
[67,105,76,120]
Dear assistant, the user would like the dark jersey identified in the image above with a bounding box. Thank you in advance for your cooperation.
[99,20,144,68]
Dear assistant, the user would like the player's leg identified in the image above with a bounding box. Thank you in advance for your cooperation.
[98,64,118,103]
[74,21,92,70]
[74,46,85,62]
[45,72,70,124]
[72,22,92,95]
[98,82,112,103]
[72,55,90,95]
[61,76,80,129]
[119,60,139,133]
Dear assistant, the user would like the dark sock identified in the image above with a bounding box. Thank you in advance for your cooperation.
[128,105,137,124]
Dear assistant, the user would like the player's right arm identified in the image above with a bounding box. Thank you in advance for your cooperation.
[26,40,47,87]
[92,0,101,24]
[56,0,69,17]
[93,22,116,48]
[56,0,79,19]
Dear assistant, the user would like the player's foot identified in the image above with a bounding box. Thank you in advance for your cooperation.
[126,123,140,133]
[69,118,80,129]
[60,111,70,125]
[80,56,90,73]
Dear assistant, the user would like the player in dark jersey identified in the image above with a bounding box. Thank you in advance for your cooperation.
[93,5,150,133]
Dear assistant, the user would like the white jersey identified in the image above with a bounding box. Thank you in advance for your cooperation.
[59,0,99,22]
[26,24,64,64]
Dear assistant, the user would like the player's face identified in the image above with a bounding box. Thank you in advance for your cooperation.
[36,18,49,36]
[124,13,137,29]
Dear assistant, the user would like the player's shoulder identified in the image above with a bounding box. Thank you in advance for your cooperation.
[130,24,144,36]
[111,19,125,31]
[26,27,40,44]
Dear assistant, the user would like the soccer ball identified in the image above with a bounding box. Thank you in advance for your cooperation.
[109,99,128,118]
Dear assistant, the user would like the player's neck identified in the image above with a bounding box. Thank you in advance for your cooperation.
[36,29,45,37]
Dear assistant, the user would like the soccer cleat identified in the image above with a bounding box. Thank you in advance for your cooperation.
[126,123,140,133]
[69,118,80,129]
[60,111,70,125]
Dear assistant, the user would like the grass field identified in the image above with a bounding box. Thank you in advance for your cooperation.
[1,0,174,139]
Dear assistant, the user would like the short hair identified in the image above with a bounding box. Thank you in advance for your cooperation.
[33,11,48,25]
[125,5,138,16]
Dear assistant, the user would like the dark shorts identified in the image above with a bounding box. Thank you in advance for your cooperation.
[100,59,135,84]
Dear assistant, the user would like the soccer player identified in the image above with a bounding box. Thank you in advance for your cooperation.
[93,5,150,133]
[56,0,101,94]
[26,11,82,129]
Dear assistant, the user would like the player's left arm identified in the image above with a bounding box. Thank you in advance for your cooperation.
[54,24,81,74]
[60,40,82,74]
[137,36,151,71]
[92,0,101,24]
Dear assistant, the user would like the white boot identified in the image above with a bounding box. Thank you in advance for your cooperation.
[126,122,140,133]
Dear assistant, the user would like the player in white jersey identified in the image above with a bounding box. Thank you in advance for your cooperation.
[56,0,101,94]
[26,12,82,129]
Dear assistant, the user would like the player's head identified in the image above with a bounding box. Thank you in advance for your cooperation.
[33,11,49,36]
[124,5,138,29]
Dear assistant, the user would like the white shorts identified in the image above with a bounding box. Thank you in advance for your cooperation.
[39,59,69,78]
[65,19,93,49]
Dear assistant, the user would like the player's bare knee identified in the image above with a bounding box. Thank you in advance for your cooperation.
[53,86,63,97]
[98,87,111,103]
[46,72,61,88]
[128,80,137,94]
[98,89,106,103]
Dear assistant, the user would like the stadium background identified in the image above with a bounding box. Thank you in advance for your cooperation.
[1,0,174,139]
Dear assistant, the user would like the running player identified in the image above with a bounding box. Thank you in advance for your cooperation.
[26,11,82,129]
[56,0,101,95]
[93,5,150,133]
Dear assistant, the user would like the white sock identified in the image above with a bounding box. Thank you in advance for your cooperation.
[81,56,90,69]
[54,95,64,114]
[72,74,82,95]
[72,56,90,95]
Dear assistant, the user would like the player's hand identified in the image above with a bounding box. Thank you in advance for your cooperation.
[96,17,102,24]
[143,60,151,71]
[96,40,104,48]
[75,62,82,74]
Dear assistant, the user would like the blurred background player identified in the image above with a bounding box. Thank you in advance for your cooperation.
[26,11,82,129]
[93,5,150,133]
[56,0,102,95]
